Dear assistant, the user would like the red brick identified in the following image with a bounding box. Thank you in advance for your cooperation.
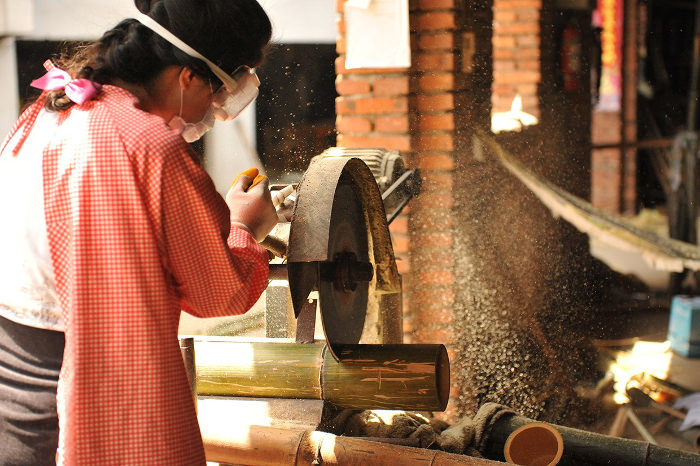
[492,35,516,49]
[418,153,455,170]
[415,12,456,31]
[418,72,454,91]
[402,316,414,336]
[493,48,515,60]
[417,171,454,191]
[412,190,454,209]
[516,35,540,48]
[335,76,371,95]
[374,77,410,96]
[517,59,540,71]
[336,36,346,55]
[335,56,406,75]
[336,16,346,36]
[409,210,453,231]
[411,246,454,266]
[396,257,410,274]
[513,46,541,59]
[415,133,454,151]
[389,214,409,234]
[493,70,540,84]
[410,231,453,248]
[414,304,455,326]
[495,0,542,8]
[415,52,455,71]
[336,115,372,133]
[418,32,454,51]
[338,134,411,151]
[494,22,540,35]
[392,233,410,253]
[411,327,454,345]
[417,0,456,9]
[518,93,539,108]
[493,10,517,22]
[376,115,410,133]
[491,82,516,95]
[336,96,409,115]
[416,93,454,112]
[417,113,454,131]
[494,60,516,73]
[411,286,454,310]
[414,269,454,287]
[445,347,457,364]
[517,9,540,21]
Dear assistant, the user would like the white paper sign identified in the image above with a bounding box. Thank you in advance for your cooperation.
[345,0,411,69]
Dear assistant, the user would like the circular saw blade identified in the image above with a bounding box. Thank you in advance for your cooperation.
[317,174,369,358]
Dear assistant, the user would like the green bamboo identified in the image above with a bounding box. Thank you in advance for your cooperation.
[322,344,449,411]
[195,339,322,400]
[194,339,449,412]
[484,414,700,466]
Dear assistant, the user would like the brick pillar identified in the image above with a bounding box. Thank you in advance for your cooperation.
[492,0,541,118]
[334,0,413,320]
[335,0,471,421]
[408,1,459,420]
[591,0,636,214]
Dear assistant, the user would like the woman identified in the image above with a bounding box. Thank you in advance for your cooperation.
[0,0,276,464]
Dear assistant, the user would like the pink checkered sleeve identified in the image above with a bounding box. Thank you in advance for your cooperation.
[159,143,269,317]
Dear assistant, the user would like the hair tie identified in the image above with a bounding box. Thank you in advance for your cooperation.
[30,60,101,105]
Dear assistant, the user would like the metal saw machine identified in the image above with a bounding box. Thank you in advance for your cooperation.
[185,148,451,457]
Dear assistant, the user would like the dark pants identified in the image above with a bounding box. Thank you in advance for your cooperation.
[0,314,64,466]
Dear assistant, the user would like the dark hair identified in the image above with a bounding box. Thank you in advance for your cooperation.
[46,0,272,111]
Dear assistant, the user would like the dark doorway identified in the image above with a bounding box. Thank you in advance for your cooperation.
[255,44,337,183]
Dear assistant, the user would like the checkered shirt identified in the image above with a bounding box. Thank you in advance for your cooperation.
[1,86,269,465]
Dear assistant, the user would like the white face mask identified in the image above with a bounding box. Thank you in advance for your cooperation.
[168,89,217,143]
[137,14,261,129]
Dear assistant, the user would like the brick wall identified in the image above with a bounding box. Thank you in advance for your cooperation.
[591,0,637,214]
[591,112,623,211]
[335,0,471,420]
[336,0,603,422]
[492,0,542,117]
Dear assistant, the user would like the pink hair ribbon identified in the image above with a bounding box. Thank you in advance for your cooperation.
[30,61,101,104]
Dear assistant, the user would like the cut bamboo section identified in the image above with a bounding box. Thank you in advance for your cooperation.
[202,424,502,466]
[485,413,700,465]
[194,339,449,411]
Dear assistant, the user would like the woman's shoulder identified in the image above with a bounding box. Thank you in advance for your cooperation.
[97,85,188,154]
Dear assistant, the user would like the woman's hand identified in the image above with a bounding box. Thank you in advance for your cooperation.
[226,172,277,242]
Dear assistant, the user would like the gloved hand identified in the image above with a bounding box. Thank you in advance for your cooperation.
[226,167,277,242]
[271,184,296,222]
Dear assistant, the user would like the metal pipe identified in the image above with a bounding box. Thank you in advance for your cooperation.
[267,263,288,281]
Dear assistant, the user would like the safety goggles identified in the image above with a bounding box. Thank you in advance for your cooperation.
[136,14,260,121]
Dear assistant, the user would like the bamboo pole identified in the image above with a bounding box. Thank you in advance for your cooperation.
[484,414,700,466]
[194,339,450,411]
[202,424,501,466]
